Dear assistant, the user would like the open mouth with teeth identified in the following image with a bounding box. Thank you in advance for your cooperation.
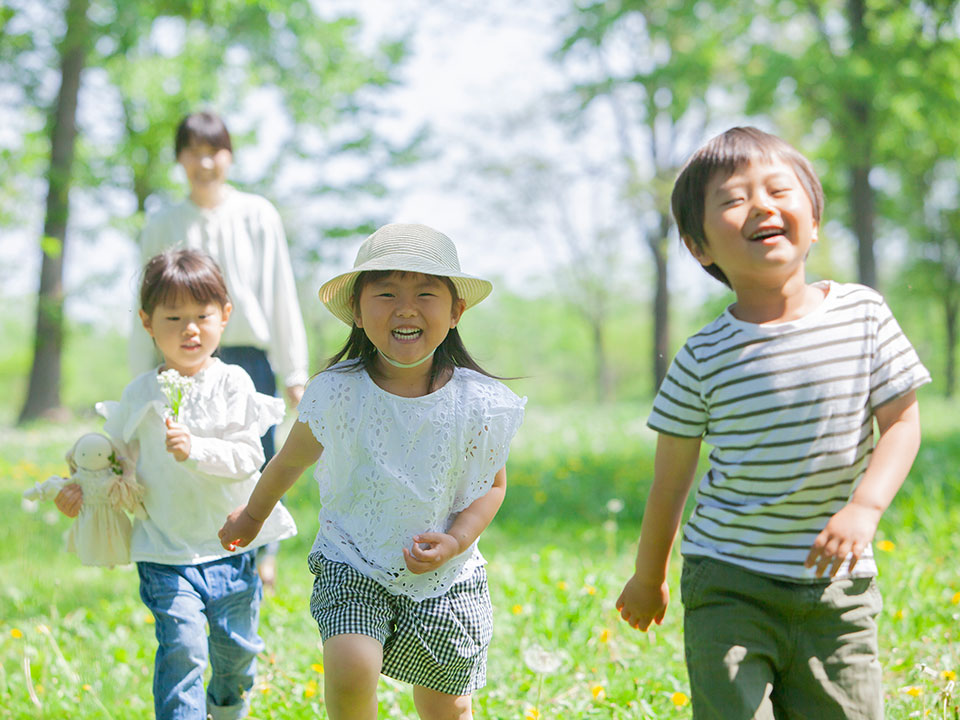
[749,227,786,242]
[392,328,422,341]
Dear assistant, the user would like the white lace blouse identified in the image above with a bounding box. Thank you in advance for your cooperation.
[298,361,525,600]
[97,358,297,565]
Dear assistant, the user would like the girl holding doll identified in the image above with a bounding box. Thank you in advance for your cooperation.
[219,223,525,720]
[56,249,296,719]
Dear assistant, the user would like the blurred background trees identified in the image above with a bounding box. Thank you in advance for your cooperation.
[3,0,959,422]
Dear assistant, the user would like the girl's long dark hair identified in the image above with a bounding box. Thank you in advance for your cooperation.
[325,270,503,389]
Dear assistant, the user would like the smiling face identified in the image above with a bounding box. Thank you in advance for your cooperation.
[354,272,465,372]
[177,140,232,205]
[139,294,232,377]
[686,157,819,292]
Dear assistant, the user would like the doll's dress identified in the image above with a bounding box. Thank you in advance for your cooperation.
[66,466,141,566]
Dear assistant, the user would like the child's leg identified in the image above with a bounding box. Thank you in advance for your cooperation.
[323,634,384,720]
[681,557,780,720]
[412,685,473,720]
[203,551,265,719]
[770,576,882,720]
[137,561,212,718]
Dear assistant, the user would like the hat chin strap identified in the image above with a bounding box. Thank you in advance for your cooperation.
[377,348,435,369]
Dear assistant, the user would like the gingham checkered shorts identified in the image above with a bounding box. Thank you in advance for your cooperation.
[308,551,493,695]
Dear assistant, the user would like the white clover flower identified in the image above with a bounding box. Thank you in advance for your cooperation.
[522,645,563,674]
[157,369,196,421]
[606,498,625,514]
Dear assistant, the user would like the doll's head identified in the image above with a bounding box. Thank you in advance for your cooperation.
[67,433,121,474]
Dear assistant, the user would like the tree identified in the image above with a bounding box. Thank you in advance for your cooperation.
[555,0,746,390]
[3,0,418,422]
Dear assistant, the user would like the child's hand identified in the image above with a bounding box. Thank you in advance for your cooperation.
[54,483,83,518]
[218,506,265,552]
[165,417,191,461]
[616,573,669,631]
[402,533,459,574]
[805,500,883,578]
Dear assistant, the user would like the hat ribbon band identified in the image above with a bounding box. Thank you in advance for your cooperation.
[377,348,436,369]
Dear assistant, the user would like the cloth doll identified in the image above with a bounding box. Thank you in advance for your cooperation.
[24,432,145,566]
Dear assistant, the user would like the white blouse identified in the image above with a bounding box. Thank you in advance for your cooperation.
[129,185,309,388]
[298,361,526,600]
[98,359,297,565]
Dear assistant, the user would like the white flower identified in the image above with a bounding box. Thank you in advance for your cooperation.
[522,645,563,674]
[157,369,196,421]
[606,498,625,514]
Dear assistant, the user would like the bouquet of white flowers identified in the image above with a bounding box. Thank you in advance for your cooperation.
[157,368,196,421]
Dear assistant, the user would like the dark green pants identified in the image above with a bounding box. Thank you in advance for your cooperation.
[681,557,883,720]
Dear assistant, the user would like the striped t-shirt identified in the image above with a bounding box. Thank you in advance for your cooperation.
[649,281,930,581]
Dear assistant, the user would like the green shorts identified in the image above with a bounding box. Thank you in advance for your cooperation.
[681,556,883,720]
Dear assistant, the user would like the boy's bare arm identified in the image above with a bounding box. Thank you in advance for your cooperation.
[403,466,507,575]
[219,420,323,550]
[617,432,701,631]
[805,389,921,577]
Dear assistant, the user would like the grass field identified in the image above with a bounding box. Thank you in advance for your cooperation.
[1,391,959,718]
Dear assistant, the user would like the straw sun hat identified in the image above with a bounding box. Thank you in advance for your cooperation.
[319,223,493,325]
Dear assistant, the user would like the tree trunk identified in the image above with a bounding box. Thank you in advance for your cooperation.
[650,214,670,391]
[850,162,876,289]
[18,0,90,424]
[945,291,957,399]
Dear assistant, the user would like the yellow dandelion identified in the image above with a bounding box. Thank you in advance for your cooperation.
[35,684,44,695]
[556,581,567,591]
[894,609,906,620]
[512,604,524,615]
[144,614,155,625]
[599,629,610,643]
[525,708,540,720]
[82,684,92,692]
[304,679,318,698]
[591,684,605,700]
[903,685,923,697]
[585,585,597,596]
[671,691,690,707]
[11,628,23,639]
[875,540,895,552]
[952,591,960,605]
[943,670,957,681]
[260,685,271,695]
[311,663,324,674]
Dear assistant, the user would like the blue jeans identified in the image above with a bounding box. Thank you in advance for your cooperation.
[217,346,277,463]
[138,552,264,720]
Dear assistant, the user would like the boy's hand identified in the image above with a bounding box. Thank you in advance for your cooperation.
[616,573,669,631]
[54,483,83,518]
[165,417,191,461]
[218,506,265,552]
[402,533,459,574]
[805,500,883,578]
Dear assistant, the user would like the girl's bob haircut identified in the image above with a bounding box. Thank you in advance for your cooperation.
[140,249,230,316]
[174,111,233,157]
[671,126,824,287]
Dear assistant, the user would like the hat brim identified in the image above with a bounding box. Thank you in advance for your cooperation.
[319,260,492,325]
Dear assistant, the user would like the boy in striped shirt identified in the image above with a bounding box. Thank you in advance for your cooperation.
[616,127,930,719]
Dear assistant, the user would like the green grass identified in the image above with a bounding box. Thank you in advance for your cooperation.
[2,392,959,718]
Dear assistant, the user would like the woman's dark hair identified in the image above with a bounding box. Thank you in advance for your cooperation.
[325,270,501,389]
[174,111,232,157]
[671,126,824,287]
[140,249,230,316]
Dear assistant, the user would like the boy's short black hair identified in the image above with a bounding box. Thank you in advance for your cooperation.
[174,111,232,157]
[671,126,824,287]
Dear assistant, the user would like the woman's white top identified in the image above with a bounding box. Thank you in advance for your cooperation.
[129,185,309,388]
[298,361,526,601]
[97,358,297,565]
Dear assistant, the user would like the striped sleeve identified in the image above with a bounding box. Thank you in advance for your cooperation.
[648,344,707,437]
[869,299,931,407]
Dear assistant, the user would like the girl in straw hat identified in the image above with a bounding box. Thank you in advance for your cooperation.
[219,223,525,719]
